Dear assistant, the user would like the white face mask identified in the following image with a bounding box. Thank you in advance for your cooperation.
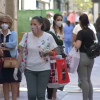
[1,23,9,30]
[56,21,63,27]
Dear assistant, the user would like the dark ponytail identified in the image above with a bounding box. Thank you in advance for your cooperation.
[32,16,44,30]
[66,20,70,26]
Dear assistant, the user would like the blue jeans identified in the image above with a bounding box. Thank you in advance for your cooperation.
[96,32,100,43]
[64,41,72,54]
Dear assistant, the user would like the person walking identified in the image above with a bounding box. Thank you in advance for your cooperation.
[72,13,97,89]
[16,16,57,100]
[0,15,21,100]
[47,13,64,100]
[88,11,94,24]
[63,20,73,54]
[73,14,94,100]
[68,10,75,27]
[95,12,100,43]
[42,17,64,100]
[62,11,67,26]
[75,11,79,25]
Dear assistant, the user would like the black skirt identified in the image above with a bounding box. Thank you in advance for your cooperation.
[0,67,21,84]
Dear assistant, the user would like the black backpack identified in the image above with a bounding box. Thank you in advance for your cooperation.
[84,30,100,59]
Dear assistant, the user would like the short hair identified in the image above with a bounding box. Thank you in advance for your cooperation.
[79,14,89,27]
[42,18,50,32]
[32,16,44,30]
[0,15,13,29]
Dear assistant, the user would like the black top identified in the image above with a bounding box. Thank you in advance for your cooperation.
[76,28,94,53]
[0,34,11,57]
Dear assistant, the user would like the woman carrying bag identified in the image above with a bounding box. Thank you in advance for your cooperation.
[16,16,57,100]
[45,13,65,100]
[73,14,94,100]
[0,15,21,100]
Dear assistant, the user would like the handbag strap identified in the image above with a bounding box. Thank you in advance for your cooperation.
[53,51,56,60]
[84,29,95,42]
[24,33,28,47]
[83,29,95,49]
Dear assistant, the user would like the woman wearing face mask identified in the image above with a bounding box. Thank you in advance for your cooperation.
[16,16,57,100]
[0,15,21,100]
[47,13,64,100]
[50,13,64,40]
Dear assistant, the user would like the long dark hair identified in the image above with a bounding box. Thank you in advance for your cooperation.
[32,16,44,30]
[66,20,70,26]
[42,18,50,32]
[53,13,63,35]
[79,14,89,28]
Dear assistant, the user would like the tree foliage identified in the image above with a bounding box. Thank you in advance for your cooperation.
[74,0,93,11]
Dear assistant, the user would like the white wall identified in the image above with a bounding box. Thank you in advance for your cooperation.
[19,0,53,10]
[24,0,36,10]
[94,3,99,23]
[50,0,53,9]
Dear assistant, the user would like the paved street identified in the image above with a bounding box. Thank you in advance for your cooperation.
[19,56,100,92]
[0,56,100,100]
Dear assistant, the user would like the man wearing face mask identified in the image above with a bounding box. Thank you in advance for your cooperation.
[0,15,21,100]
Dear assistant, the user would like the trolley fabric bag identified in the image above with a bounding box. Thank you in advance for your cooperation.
[48,53,70,88]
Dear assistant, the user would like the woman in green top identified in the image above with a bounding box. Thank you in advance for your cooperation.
[42,17,64,100]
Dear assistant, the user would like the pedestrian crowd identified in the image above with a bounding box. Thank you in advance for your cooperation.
[0,10,99,100]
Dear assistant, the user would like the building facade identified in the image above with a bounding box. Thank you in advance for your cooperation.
[54,0,75,14]
[0,0,18,32]
[92,0,100,23]
[18,0,54,10]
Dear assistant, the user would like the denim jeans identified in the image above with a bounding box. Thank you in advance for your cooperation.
[24,69,50,100]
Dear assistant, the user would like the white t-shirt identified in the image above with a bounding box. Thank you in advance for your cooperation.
[73,24,96,35]
[73,24,98,42]
[19,32,57,71]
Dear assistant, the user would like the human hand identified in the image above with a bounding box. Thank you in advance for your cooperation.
[0,49,3,56]
[1,47,13,51]
[13,68,18,80]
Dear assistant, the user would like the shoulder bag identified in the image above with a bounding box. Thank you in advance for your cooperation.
[83,30,100,59]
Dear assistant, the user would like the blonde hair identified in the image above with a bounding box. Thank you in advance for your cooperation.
[0,15,13,29]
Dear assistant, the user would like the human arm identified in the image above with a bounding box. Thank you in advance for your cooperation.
[13,33,27,80]
[0,47,13,51]
[72,33,77,47]
[72,24,80,46]
[5,31,17,48]
[15,46,23,68]
[13,46,23,80]
[73,31,82,49]
[73,40,82,49]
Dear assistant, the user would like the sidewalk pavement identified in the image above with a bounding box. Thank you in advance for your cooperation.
[0,91,99,100]
[0,57,100,100]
